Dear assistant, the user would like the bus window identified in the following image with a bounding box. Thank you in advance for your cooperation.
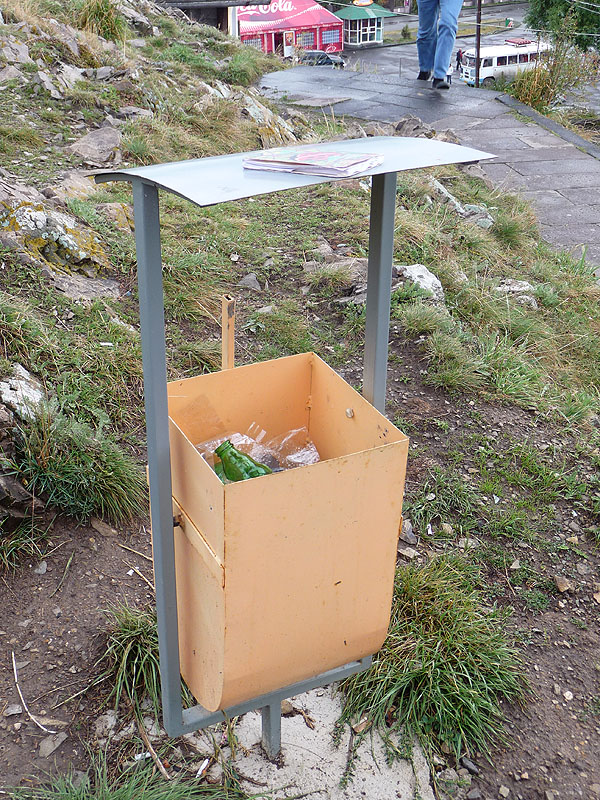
[531,52,538,60]
[482,57,493,67]
[508,55,518,64]
[497,56,507,65]
[519,53,529,63]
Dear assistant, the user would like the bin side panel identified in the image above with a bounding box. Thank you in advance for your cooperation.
[219,441,408,708]
[167,353,312,446]
[309,355,407,461]
[173,516,226,712]
[169,419,225,561]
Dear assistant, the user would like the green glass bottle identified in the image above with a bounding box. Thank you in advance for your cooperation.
[214,440,272,482]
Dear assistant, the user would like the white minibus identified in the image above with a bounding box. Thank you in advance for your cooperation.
[460,38,551,87]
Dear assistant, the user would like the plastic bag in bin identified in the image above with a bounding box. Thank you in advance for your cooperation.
[196,424,320,478]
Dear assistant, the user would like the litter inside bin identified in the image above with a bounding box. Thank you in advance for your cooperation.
[196,423,320,479]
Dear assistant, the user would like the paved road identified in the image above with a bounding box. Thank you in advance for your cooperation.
[260,64,600,268]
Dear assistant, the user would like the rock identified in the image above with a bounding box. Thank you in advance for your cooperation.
[545,791,556,800]
[576,561,591,575]
[33,560,48,575]
[95,710,118,741]
[303,256,367,286]
[118,105,153,120]
[281,699,294,715]
[563,690,573,701]
[53,606,62,617]
[509,559,520,571]
[429,177,467,215]
[440,522,453,536]
[395,263,445,304]
[362,121,396,137]
[495,279,535,295]
[99,202,134,232]
[0,170,47,206]
[45,19,81,58]
[554,574,574,593]
[553,683,561,695]
[240,94,296,148]
[33,71,63,100]
[590,784,600,796]
[458,536,479,549]
[3,704,23,717]
[237,273,261,291]
[0,202,111,274]
[50,271,120,302]
[466,789,482,800]
[39,732,68,758]
[95,66,115,80]
[256,305,273,314]
[397,545,417,560]
[50,171,98,202]
[460,757,480,776]
[55,63,85,91]
[117,1,154,34]
[0,65,27,84]
[514,294,538,309]
[499,786,510,798]
[90,517,118,536]
[68,127,122,164]
[394,114,435,139]
[400,518,417,545]
[0,364,44,420]
[0,37,33,64]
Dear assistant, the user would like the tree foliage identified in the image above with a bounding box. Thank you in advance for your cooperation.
[526,0,600,49]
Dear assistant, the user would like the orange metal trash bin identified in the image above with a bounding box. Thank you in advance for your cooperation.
[166,352,409,712]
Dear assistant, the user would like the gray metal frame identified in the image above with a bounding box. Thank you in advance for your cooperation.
[96,136,492,757]
[131,176,392,751]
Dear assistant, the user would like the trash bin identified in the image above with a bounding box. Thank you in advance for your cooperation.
[166,351,409,712]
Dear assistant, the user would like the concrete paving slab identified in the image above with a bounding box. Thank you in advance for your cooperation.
[484,147,588,163]
[510,158,596,176]
[233,688,435,800]
[558,186,600,205]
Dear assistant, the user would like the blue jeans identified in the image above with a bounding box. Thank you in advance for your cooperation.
[417,0,464,80]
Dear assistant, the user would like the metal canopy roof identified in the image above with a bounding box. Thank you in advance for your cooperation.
[335,2,396,20]
[95,136,493,207]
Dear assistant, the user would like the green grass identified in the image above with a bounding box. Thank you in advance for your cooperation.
[77,0,127,43]
[339,558,526,762]
[0,124,43,156]
[0,518,47,572]
[94,604,194,718]
[7,751,252,799]
[14,404,146,523]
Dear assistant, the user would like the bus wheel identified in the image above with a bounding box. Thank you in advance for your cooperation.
[482,77,496,88]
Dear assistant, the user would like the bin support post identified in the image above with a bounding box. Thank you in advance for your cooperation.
[363,171,397,413]
[261,702,282,760]
[132,180,184,737]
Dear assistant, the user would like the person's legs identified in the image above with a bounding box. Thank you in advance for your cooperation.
[416,0,440,75]
[432,0,464,79]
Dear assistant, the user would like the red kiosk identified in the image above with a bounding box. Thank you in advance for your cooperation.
[238,0,343,56]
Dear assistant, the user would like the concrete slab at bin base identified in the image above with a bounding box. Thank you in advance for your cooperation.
[232,687,435,800]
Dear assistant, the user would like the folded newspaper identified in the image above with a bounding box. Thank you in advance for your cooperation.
[243,146,384,177]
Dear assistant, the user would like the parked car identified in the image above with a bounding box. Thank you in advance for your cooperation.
[298,50,345,68]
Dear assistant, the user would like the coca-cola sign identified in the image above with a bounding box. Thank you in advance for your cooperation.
[244,0,295,15]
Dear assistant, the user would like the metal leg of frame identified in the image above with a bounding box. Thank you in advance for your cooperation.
[363,171,397,413]
[261,702,282,760]
[132,180,185,737]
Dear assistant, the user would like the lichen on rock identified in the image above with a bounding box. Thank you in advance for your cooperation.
[0,201,111,275]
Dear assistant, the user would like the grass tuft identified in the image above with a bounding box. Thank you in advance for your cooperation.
[8,750,250,799]
[77,0,127,42]
[95,603,193,717]
[339,558,526,761]
[0,518,47,572]
[14,404,146,523]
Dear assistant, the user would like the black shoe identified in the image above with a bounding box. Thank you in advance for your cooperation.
[417,70,431,80]
[432,77,450,90]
